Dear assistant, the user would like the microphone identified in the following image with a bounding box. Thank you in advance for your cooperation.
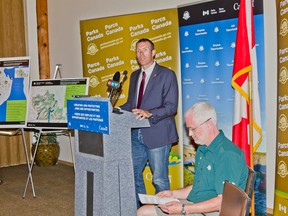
[111,70,128,113]
[108,71,120,99]
[110,70,128,109]
[113,71,120,82]
[107,71,120,89]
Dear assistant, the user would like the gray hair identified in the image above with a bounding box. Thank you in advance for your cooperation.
[185,102,217,125]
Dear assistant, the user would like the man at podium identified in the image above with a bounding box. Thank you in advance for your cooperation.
[121,38,179,208]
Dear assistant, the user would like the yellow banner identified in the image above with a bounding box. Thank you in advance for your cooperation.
[274,0,288,215]
[80,8,182,193]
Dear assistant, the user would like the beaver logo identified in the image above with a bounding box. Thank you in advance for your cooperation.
[89,76,100,88]
[279,114,288,132]
[279,67,288,85]
[87,43,98,55]
[278,161,288,178]
[280,18,288,37]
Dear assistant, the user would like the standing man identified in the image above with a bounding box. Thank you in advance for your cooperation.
[121,38,179,208]
[137,102,248,216]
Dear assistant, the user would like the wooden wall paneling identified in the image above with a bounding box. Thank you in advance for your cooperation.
[0,0,26,57]
[0,0,30,167]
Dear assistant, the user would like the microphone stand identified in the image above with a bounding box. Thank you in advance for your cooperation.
[108,70,127,114]
[107,82,124,114]
[111,86,122,108]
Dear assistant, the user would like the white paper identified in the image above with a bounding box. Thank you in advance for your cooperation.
[138,194,180,205]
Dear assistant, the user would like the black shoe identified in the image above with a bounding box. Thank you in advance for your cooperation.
[0,179,3,185]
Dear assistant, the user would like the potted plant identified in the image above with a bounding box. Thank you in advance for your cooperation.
[31,131,60,167]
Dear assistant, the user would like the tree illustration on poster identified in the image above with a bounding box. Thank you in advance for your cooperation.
[25,78,89,129]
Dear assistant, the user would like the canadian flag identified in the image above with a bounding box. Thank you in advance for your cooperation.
[231,0,262,166]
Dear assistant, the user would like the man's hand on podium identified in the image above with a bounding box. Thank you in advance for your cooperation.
[132,109,153,120]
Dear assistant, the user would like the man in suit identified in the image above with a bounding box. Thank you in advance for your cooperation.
[121,38,179,208]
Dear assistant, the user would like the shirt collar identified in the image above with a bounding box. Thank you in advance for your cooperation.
[142,61,156,77]
[199,130,224,154]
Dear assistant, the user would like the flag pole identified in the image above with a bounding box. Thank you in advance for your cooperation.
[248,65,255,216]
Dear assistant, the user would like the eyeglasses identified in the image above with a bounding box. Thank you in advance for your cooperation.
[188,118,211,132]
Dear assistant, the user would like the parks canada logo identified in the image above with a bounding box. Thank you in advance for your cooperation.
[87,43,98,55]
[279,66,288,84]
[280,18,288,37]
[278,114,288,131]
[89,76,100,88]
[278,161,288,178]
[130,39,139,52]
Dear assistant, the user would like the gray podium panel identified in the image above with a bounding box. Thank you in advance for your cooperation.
[73,99,149,216]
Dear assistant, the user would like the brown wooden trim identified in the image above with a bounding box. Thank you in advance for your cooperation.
[36,0,50,79]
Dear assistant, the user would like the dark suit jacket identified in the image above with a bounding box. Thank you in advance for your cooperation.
[121,63,179,148]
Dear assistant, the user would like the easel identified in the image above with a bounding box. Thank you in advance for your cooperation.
[0,128,35,196]
[0,56,36,197]
[22,64,76,198]
[53,63,62,79]
[22,128,74,198]
[51,64,75,170]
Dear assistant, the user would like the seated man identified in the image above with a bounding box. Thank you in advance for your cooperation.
[137,102,248,216]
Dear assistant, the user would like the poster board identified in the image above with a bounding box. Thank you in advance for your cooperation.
[25,78,89,129]
[0,56,30,128]
[274,0,288,215]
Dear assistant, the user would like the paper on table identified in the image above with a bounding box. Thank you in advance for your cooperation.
[138,194,180,205]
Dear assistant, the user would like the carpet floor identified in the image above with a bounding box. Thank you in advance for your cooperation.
[0,163,74,216]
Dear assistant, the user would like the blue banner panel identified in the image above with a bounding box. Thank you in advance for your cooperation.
[67,99,110,134]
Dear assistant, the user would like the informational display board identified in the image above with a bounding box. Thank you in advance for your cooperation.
[25,78,89,129]
[274,1,288,215]
[178,0,266,214]
[0,56,30,128]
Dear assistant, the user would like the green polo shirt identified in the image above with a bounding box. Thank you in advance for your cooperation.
[187,130,248,203]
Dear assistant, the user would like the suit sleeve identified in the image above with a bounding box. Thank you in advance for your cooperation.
[149,70,178,124]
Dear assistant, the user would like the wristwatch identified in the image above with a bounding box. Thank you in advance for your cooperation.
[181,204,187,215]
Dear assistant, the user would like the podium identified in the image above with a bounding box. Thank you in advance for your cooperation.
[67,97,150,216]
